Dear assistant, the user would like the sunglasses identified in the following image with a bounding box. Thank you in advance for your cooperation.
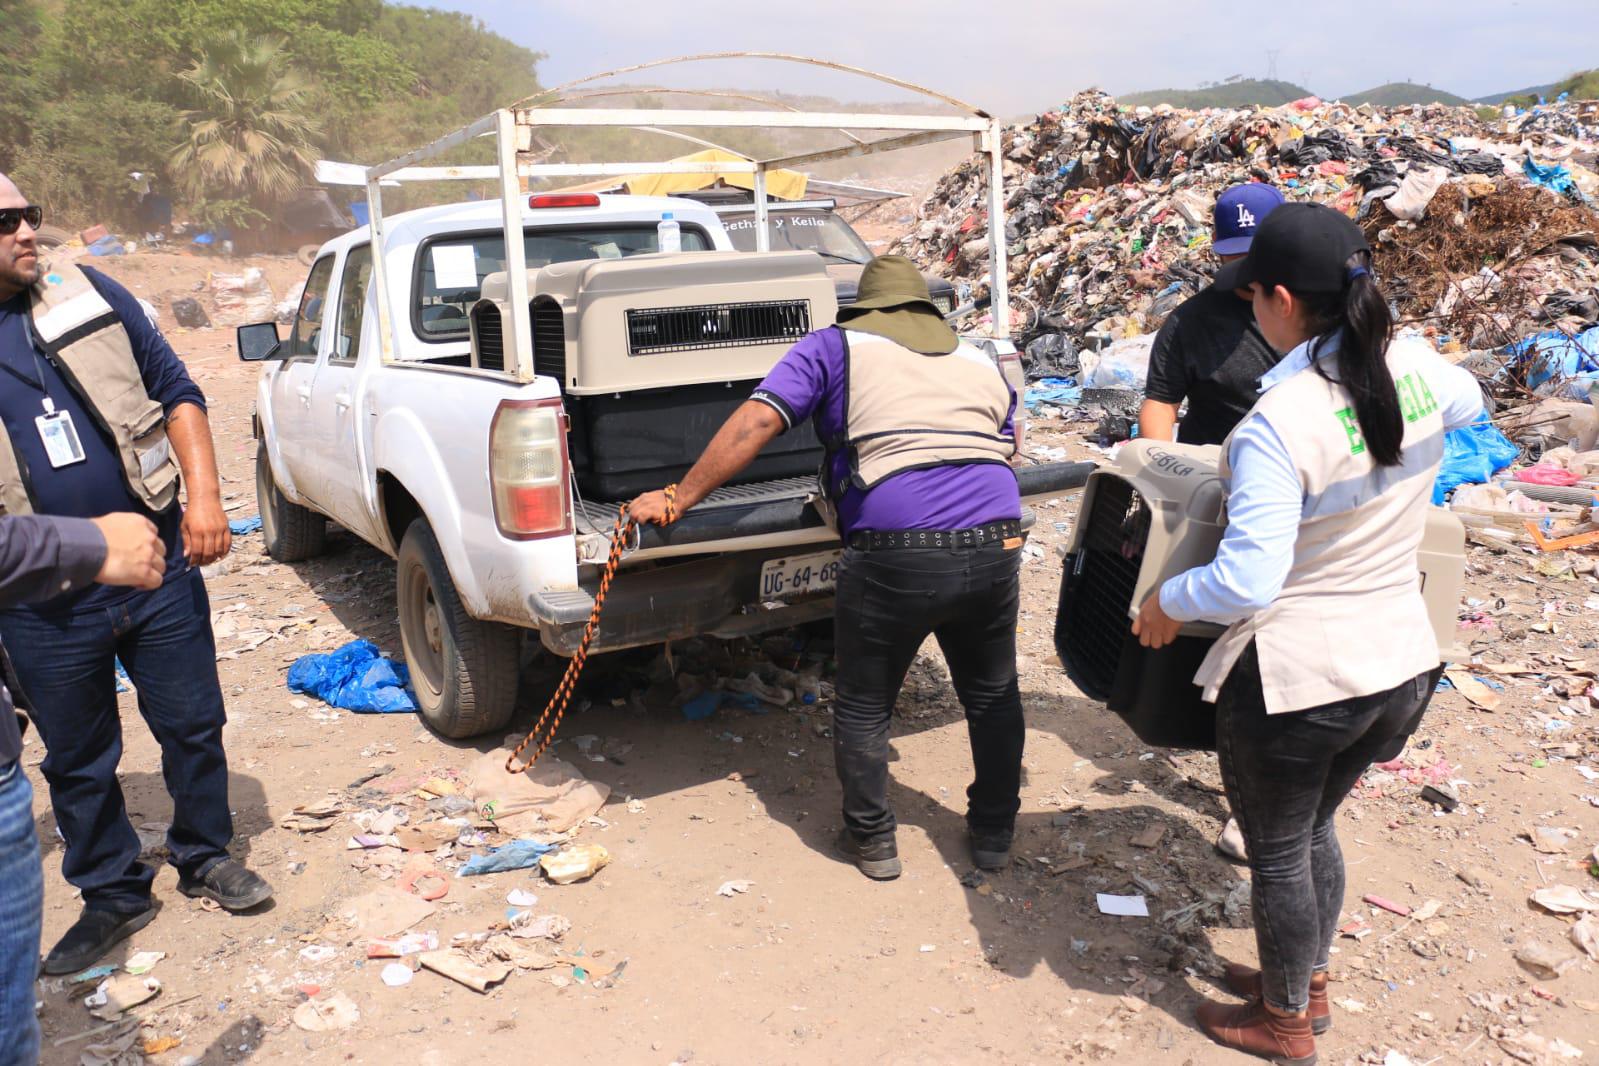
[0,206,43,236]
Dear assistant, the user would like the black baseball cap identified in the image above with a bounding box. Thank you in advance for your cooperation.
[1212,201,1371,294]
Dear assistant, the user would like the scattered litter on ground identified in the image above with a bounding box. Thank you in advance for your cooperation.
[457,838,555,877]
[291,991,359,1032]
[540,843,611,885]
[1096,893,1149,917]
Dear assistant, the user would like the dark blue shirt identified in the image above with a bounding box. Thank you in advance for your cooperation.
[0,266,205,614]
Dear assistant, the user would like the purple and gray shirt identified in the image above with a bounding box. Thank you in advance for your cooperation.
[750,326,1021,538]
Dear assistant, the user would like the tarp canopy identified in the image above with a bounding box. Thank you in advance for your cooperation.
[562,149,808,201]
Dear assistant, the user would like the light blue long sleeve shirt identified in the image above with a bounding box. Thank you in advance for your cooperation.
[1159,334,1485,625]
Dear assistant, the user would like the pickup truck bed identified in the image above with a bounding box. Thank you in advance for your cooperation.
[543,463,1095,656]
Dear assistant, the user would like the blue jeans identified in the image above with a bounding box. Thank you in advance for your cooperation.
[0,760,43,1065]
[0,569,232,912]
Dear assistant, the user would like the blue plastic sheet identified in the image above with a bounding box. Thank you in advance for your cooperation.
[458,838,555,876]
[1508,326,1599,399]
[681,690,760,721]
[1523,157,1581,200]
[228,515,262,535]
[1025,377,1083,411]
[1433,419,1520,504]
[287,639,417,713]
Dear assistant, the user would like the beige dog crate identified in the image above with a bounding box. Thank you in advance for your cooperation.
[1053,440,1467,749]
[470,251,838,500]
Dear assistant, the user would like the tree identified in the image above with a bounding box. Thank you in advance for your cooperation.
[169,32,322,220]
[0,0,44,172]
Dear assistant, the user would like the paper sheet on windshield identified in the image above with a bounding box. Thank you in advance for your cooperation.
[430,244,479,291]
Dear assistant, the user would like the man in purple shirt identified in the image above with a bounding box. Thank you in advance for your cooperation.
[633,256,1026,880]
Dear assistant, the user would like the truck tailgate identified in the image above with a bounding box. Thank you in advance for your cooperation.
[574,462,1094,556]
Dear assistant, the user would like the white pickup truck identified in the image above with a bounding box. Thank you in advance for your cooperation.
[240,191,1090,738]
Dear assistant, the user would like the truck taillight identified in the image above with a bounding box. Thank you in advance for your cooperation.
[489,399,571,539]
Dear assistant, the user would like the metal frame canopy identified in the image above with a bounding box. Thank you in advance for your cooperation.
[359,53,1009,382]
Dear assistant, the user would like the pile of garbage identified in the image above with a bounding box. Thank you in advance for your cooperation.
[893,91,1599,381]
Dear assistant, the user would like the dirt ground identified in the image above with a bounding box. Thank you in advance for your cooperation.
[19,251,1599,1066]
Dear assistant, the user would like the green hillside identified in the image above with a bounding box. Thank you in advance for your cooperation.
[1120,79,1313,109]
[1477,82,1560,105]
[1,0,544,227]
[1341,82,1468,106]
[1506,69,1599,106]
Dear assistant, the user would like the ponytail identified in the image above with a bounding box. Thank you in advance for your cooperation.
[1302,251,1403,467]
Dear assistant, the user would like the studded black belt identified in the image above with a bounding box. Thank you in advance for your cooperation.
[846,520,1023,552]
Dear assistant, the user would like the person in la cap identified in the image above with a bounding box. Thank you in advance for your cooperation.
[1141,182,1286,447]
[1131,203,1484,1064]
[1140,181,1285,865]
[632,254,1026,881]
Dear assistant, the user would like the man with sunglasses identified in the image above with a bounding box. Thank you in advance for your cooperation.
[0,174,271,977]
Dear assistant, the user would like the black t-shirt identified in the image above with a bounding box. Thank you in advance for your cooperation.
[1144,286,1282,446]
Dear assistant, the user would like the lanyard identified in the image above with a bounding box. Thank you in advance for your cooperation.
[1,313,52,393]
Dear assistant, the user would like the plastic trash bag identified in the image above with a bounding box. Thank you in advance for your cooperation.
[1434,419,1520,504]
[457,839,554,877]
[1523,157,1580,200]
[287,639,417,713]
[209,268,274,326]
[1024,377,1083,411]
[1079,334,1155,391]
[1508,326,1599,399]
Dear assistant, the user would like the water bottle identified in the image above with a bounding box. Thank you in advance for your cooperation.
[657,212,681,254]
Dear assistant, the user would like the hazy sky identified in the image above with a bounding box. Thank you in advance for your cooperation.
[446,0,1576,114]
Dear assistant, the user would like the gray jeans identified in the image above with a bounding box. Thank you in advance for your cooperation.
[1217,643,1439,1012]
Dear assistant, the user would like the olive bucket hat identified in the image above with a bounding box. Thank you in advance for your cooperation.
[835,254,959,355]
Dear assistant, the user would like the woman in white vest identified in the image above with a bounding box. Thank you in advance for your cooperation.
[1132,203,1483,1066]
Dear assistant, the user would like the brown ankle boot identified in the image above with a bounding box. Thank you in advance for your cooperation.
[1222,964,1331,1033]
[1197,998,1317,1066]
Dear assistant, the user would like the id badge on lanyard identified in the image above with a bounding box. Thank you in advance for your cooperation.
[36,398,87,469]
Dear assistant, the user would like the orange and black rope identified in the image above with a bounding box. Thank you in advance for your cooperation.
[505,485,681,774]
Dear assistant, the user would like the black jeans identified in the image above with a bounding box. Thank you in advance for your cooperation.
[1217,642,1439,1012]
[831,540,1025,843]
[0,569,233,912]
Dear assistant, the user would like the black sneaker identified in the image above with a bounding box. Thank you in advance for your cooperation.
[835,828,902,880]
[178,858,273,911]
[42,903,159,976]
[970,828,1013,871]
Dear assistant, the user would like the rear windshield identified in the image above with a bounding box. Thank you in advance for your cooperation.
[413,223,712,339]
[721,210,871,263]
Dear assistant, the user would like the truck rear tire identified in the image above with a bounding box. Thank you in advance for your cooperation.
[257,441,326,562]
[397,518,520,739]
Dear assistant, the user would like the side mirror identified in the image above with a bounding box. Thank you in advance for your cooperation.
[237,321,282,362]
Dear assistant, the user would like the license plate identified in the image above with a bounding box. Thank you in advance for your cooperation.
[759,550,841,600]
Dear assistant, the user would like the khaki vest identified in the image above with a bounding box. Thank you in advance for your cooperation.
[823,327,1015,500]
[0,264,181,517]
[1193,335,1448,714]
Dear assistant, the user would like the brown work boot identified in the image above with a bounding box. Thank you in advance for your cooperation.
[1196,998,1317,1066]
[1222,964,1331,1033]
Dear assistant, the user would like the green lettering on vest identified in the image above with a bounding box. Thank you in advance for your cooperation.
[1413,372,1438,417]
[1336,407,1366,455]
[1396,375,1417,423]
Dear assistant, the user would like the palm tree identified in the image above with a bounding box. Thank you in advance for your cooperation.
[170,33,321,209]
